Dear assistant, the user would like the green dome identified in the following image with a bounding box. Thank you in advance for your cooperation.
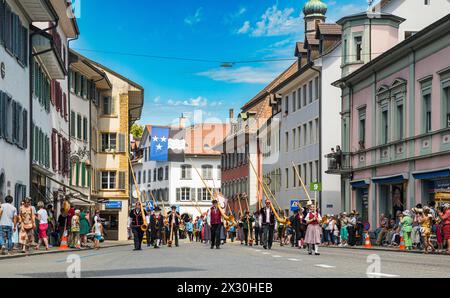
[303,0,328,17]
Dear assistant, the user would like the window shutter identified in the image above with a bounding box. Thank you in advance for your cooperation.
[50,80,55,106]
[45,135,50,168]
[110,97,115,115]
[5,95,11,143]
[118,133,125,152]
[83,117,88,141]
[96,171,101,191]
[118,171,126,190]
[51,130,57,171]
[87,168,91,187]
[22,109,27,149]
[81,162,86,187]
[75,161,79,186]
[0,91,3,138]
[63,93,68,121]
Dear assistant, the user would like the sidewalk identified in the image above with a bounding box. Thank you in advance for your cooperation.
[0,240,133,261]
[318,244,450,256]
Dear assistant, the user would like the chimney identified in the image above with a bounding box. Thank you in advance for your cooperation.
[229,109,234,120]
[179,114,187,129]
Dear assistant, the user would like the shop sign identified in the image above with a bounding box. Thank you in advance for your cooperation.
[105,201,122,209]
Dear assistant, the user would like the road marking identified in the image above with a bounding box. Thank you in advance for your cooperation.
[367,272,400,278]
[262,252,271,255]
[272,255,282,258]
[254,250,262,252]
[288,258,300,262]
[315,264,336,269]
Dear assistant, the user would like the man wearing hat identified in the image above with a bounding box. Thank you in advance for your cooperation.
[259,199,275,250]
[128,201,148,251]
[168,206,181,247]
[150,206,164,248]
[207,199,222,249]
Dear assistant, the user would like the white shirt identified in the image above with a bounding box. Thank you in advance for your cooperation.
[37,209,48,224]
[0,203,17,227]
[94,222,102,235]
[265,207,271,223]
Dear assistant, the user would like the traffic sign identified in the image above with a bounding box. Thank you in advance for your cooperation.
[310,182,322,192]
[290,200,301,212]
[145,201,154,212]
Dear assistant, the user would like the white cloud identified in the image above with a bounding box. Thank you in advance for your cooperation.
[237,21,251,34]
[238,5,302,37]
[185,7,203,26]
[167,96,208,107]
[326,3,367,22]
[197,64,288,84]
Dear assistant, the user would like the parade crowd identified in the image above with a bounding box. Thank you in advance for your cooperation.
[0,196,105,255]
[128,198,450,256]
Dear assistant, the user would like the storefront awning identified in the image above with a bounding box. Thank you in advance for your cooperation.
[350,179,370,189]
[412,168,450,180]
[372,174,408,185]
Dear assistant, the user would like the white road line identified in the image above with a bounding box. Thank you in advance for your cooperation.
[315,264,336,269]
[254,250,262,252]
[262,252,271,255]
[366,272,400,278]
[288,258,301,262]
[272,255,282,258]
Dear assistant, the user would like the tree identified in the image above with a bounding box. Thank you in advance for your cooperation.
[131,124,144,139]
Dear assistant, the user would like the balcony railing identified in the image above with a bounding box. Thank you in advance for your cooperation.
[325,152,352,175]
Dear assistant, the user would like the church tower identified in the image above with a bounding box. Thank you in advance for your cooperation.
[303,0,328,35]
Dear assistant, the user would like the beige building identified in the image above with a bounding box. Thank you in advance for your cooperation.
[71,54,144,241]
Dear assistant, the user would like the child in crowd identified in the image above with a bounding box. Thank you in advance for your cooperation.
[92,218,104,250]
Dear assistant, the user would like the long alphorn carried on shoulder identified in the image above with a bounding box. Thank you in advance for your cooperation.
[189,159,237,225]
[128,157,149,232]
[248,156,291,226]
[291,161,316,209]
[243,195,255,246]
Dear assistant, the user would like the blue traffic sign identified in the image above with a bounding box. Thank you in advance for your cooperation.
[145,201,154,212]
[290,200,301,212]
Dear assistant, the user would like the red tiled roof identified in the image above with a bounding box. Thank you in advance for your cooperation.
[317,23,342,35]
[184,123,230,155]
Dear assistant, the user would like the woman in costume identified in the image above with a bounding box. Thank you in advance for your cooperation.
[304,202,322,256]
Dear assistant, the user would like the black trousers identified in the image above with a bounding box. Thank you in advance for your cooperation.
[169,226,179,246]
[262,224,274,249]
[210,224,221,248]
[254,227,261,245]
[132,226,144,250]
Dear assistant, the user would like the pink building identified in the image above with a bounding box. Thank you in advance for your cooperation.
[331,13,450,228]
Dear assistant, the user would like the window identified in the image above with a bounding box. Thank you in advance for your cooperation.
[285,132,289,152]
[102,96,114,115]
[285,96,289,115]
[83,117,88,142]
[315,161,319,182]
[70,111,76,137]
[354,36,362,61]
[303,85,307,107]
[343,39,348,64]
[309,121,313,145]
[0,2,28,66]
[297,126,301,147]
[202,165,213,180]
[303,124,307,146]
[308,81,313,104]
[315,118,319,144]
[359,109,366,145]
[445,87,450,128]
[423,93,432,133]
[199,188,212,201]
[285,168,289,189]
[143,170,146,184]
[176,188,192,201]
[397,104,404,140]
[292,91,296,112]
[181,165,192,180]
[101,133,117,152]
[314,77,319,100]
[297,88,302,109]
[292,129,296,149]
[309,162,313,184]
[165,166,169,180]
[101,171,116,189]
[381,109,389,144]
[76,114,82,139]
[293,167,297,188]
[153,169,157,181]
[137,171,141,184]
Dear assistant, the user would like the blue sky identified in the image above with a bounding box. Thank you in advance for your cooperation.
[73,0,368,126]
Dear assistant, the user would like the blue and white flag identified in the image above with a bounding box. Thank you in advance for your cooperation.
[150,127,170,161]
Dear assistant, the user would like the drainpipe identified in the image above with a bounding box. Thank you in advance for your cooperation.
[29,19,60,198]
[311,64,322,212]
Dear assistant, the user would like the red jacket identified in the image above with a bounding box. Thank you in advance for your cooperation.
[210,207,221,225]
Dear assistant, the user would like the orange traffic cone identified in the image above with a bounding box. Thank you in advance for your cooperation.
[399,236,405,250]
[59,230,69,250]
[364,232,372,248]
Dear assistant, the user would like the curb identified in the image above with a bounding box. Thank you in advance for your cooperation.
[323,245,450,256]
[0,243,132,261]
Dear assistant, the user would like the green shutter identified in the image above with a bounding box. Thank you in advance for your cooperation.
[81,162,86,187]
[87,168,91,187]
[75,162,80,186]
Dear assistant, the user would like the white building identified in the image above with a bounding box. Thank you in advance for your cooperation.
[132,119,229,218]
[31,0,79,209]
[0,0,56,207]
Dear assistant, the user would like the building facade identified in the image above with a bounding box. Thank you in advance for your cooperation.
[133,120,228,218]
[332,13,450,228]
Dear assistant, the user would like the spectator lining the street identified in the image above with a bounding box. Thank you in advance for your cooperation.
[19,198,35,253]
[0,196,18,255]
[438,204,450,254]
[36,201,49,251]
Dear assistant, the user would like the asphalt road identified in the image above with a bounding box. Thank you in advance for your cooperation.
[0,240,448,278]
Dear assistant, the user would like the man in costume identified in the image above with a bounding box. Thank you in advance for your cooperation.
[305,202,322,255]
[150,206,164,248]
[167,206,180,247]
[260,199,275,250]
[207,200,222,249]
[127,202,148,251]
[242,211,255,246]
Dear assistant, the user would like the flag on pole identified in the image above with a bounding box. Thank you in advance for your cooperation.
[150,127,186,162]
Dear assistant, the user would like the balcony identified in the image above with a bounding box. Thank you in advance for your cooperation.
[325,152,352,175]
